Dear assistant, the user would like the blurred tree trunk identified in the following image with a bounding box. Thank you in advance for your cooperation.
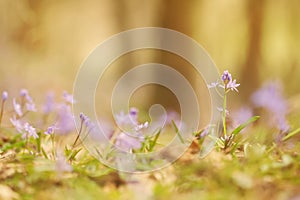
[152,1,196,107]
[110,1,209,124]
[240,1,265,101]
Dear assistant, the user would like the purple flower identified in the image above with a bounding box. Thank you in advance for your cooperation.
[114,108,152,136]
[79,112,96,132]
[13,98,23,117]
[231,107,254,133]
[227,79,240,92]
[251,81,287,114]
[162,111,180,126]
[20,89,34,103]
[251,81,290,132]
[43,92,55,114]
[2,91,8,101]
[232,107,253,125]
[55,150,72,174]
[80,112,89,123]
[222,70,232,83]
[19,89,37,112]
[209,70,240,92]
[115,111,127,125]
[56,104,75,135]
[115,132,143,151]
[115,108,139,127]
[129,107,139,124]
[10,116,23,133]
[89,119,114,142]
[63,91,76,104]
[23,122,38,139]
[129,107,138,116]
[10,117,38,139]
[44,125,58,135]
[26,102,37,112]
[20,89,28,97]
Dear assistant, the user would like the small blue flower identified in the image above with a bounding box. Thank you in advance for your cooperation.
[209,70,240,92]
[23,122,38,139]
[10,117,38,139]
[221,70,232,83]
[44,125,58,135]
[56,104,75,135]
[115,108,139,127]
[26,102,37,112]
[20,89,28,97]
[2,91,8,101]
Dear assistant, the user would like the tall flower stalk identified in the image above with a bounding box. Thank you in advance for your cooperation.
[208,70,259,154]
[219,70,240,137]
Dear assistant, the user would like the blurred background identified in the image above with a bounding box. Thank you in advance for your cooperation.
[0,0,299,117]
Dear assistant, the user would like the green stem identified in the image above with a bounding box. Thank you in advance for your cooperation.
[222,93,227,137]
[51,134,56,159]
[104,129,119,160]
[72,120,83,149]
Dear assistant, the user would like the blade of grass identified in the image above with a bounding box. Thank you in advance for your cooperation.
[231,116,260,136]
[171,120,185,143]
[148,129,161,151]
[41,147,49,159]
[282,128,300,142]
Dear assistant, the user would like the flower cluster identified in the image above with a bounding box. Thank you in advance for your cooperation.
[208,70,240,92]
[10,116,38,139]
[44,124,58,135]
[114,107,148,151]
[251,81,290,132]
[5,89,38,139]
[12,89,37,117]
[0,89,77,141]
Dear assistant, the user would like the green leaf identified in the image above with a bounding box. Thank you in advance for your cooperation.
[231,116,260,136]
[282,128,300,142]
[35,132,41,153]
[147,129,161,151]
[1,140,25,152]
[216,138,225,149]
[171,120,185,143]
[94,147,103,159]
[41,147,49,159]
[68,148,82,161]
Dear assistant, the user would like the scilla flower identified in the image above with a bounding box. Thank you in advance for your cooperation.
[2,91,8,101]
[208,70,240,92]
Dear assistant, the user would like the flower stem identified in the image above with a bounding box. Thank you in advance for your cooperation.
[51,134,56,159]
[0,100,5,127]
[222,92,227,137]
[72,120,83,149]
